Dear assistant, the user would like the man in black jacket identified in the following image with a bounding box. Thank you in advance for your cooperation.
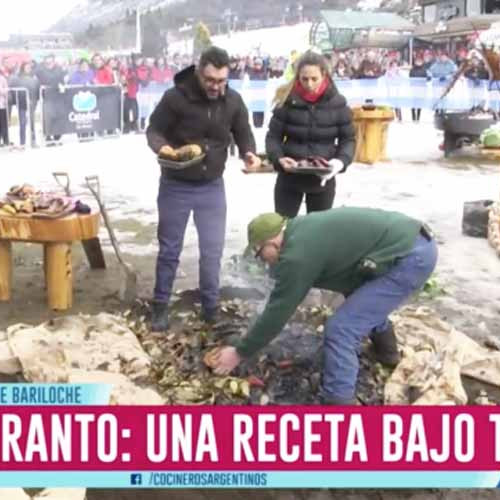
[36,55,66,144]
[146,46,260,331]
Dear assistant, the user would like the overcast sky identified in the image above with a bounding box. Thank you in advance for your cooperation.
[0,0,83,40]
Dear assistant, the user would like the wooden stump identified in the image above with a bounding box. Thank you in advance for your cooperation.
[0,213,101,310]
[352,107,394,164]
[44,242,72,311]
[0,241,12,301]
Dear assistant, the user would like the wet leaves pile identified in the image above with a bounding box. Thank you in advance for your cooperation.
[123,288,392,406]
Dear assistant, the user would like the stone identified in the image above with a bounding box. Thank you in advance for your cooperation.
[68,369,165,405]
[462,200,493,238]
[0,488,31,500]
[7,314,151,383]
[0,341,22,375]
[34,489,86,500]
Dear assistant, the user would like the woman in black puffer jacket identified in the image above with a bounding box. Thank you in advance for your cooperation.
[266,51,355,218]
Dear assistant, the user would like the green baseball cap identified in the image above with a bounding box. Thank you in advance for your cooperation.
[244,213,287,257]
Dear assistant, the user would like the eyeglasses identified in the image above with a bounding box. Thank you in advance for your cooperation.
[254,245,264,259]
[201,75,228,86]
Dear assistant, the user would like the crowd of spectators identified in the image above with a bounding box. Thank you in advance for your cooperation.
[0,51,185,146]
[0,44,493,148]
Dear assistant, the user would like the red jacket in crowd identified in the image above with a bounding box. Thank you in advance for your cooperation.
[151,66,173,83]
[94,66,114,85]
[125,65,150,99]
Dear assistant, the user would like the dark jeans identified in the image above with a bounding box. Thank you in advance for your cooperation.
[252,111,264,128]
[124,96,138,133]
[274,175,335,218]
[0,109,9,145]
[322,234,438,401]
[19,107,36,146]
[154,176,227,310]
[411,108,421,122]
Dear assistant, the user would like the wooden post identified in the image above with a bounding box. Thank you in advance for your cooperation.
[43,244,47,290]
[45,242,72,311]
[0,241,12,301]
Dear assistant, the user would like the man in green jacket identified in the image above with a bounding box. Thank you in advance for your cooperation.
[212,207,438,404]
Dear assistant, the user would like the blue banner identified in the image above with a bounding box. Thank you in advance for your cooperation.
[0,384,111,405]
[0,471,498,488]
[137,77,500,119]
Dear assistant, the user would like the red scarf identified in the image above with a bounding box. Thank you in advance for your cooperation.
[293,78,329,103]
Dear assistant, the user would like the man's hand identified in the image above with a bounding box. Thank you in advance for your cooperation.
[159,144,176,158]
[278,157,298,171]
[243,152,262,171]
[212,346,242,375]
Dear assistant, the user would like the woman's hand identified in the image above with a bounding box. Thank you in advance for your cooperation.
[317,159,344,187]
[278,157,298,171]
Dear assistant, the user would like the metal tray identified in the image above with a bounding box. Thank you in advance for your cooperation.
[157,154,206,170]
[288,164,333,175]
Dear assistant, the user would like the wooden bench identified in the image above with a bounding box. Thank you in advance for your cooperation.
[0,213,104,311]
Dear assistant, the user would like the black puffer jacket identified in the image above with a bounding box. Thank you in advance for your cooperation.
[266,82,355,193]
[147,65,256,183]
[409,65,428,78]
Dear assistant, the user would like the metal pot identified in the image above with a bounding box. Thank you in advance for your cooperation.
[435,111,496,137]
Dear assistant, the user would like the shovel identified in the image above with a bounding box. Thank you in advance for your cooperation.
[85,175,138,303]
[52,171,71,196]
[52,171,106,270]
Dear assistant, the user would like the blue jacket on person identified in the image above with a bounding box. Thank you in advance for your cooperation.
[69,69,95,85]
[428,59,457,79]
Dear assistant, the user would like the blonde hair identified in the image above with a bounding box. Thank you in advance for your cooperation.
[273,51,332,108]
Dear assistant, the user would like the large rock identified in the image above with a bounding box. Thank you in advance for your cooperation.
[7,314,151,383]
[462,200,493,238]
[68,370,165,405]
[385,307,500,405]
[0,340,21,375]
[0,489,31,500]
[33,489,86,500]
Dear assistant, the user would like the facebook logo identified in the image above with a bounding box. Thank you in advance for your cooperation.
[130,473,142,486]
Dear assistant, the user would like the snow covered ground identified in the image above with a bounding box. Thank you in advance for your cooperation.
[1,114,500,344]
[168,22,312,56]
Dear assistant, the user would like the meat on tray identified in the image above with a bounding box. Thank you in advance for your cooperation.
[297,156,330,168]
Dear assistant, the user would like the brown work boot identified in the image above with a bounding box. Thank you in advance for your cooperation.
[370,321,401,368]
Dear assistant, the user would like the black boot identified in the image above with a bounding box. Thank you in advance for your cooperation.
[320,394,359,405]
[200,307,219,325]
[370,321,400,368]
[151,301,169,332]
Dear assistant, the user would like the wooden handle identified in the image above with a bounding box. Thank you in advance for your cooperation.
[85,176,127,268]
[85,175,101,199]
[52,172,71,196]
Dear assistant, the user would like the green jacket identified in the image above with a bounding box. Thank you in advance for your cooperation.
[234,207,422,358]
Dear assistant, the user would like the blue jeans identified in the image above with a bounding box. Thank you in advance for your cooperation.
[154,176,227,310]
[19,107,36,146]
[322,234,438,401]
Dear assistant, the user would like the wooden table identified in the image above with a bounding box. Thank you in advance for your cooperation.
[0,213,103,311]
[352,107,395,165]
